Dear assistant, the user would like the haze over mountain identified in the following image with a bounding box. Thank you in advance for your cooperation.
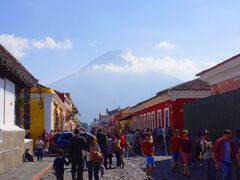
[50,50,182,123]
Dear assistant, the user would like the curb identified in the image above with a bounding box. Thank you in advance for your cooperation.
[32,164,52,180]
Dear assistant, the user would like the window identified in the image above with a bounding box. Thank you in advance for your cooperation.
[152,112,155,130]
[164,108,170,127]
[157,110,162,128]
[147,113,151,128]
[144,114,146,129]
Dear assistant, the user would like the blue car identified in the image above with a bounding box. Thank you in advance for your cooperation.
[51,132,93,154]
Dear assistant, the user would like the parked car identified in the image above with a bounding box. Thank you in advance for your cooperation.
[49,131,93,155]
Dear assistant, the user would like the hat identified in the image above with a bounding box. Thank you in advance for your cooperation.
[202,129,209,134]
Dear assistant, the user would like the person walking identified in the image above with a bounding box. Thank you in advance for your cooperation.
[156,126,163,150]
[212,129,239,180]
[180,130,192,178]
[142,133,155,180]
[171,129,181,172]
[68,128,87,180]
[86,136,102,180]
[96,128,108,168]
[114,133,122,167]
[53,149,69,180]
[106,133,114,169]
[200,129,216,180]
[35,136,44,161]
[126,131,133,158]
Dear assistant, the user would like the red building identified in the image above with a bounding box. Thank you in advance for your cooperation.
[197,53,240,95]
[131,79,210,131]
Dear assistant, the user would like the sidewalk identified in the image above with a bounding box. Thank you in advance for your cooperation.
[0,159,53,180]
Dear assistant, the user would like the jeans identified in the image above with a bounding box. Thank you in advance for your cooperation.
[203,159,216,180]
[115,151,122,167]
[106,154,112,167]
[86,161,100,180]
[71,161,84,180]
[55,173,64,180]
[220,162,233,180]
[36,148,43,162]
[99,145,107,167]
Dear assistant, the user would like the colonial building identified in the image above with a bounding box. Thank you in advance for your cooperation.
[0,45,38,173]
[30,85,71,143]
[118,107,132,132]
[197,53,240,95]
[131,79,211,131]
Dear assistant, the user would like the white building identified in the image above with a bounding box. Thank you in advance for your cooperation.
[0,45,38,173]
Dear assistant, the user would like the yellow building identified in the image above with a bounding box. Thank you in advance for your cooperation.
[30,86,70,143]
[118,107,132,132]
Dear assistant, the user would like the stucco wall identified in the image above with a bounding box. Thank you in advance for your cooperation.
[4,79,15,127]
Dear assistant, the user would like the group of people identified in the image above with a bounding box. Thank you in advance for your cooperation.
[52,128,131,180]
[35,129,60,162]
[47,126,240,180]
[169,128,240,180]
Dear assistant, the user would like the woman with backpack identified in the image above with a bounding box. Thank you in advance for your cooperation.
[86,136,103,180]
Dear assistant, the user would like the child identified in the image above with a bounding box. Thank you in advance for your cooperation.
[142,133,155,180]
[53,149,69,180]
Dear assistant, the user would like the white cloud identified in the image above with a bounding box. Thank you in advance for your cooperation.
[0,34,29,58]
[88,50,213,81]
[32,37,72,49]
[0,34,73,58]
[156,41,175,49]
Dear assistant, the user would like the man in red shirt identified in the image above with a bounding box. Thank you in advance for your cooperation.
[119,131,129,168]
[142,133,155,180]
[171,129,181,172]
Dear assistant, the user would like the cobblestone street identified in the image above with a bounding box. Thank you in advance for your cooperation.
[41,155,235,180]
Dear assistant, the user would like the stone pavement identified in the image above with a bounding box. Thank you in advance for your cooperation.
[0,158,53,180]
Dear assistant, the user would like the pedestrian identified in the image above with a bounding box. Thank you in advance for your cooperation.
[106,133,114,169]
[35,136,44,161]
[114,133,122,167]
[53,149,69,180]
[199,129,216,180]
[170,129,181,172]
[68,128,87,180]
[156,126,163,150]
[126,131,133,158]
[48,130,55,153]
[232,129,240,180]
[119,130,129,168]
[212,129,239,180]
[41,129,48,150]
[180,130,192,178]
[142,133,155,180]
[133,134,142,157]
[96,128,108,168]
[86,136,103,180]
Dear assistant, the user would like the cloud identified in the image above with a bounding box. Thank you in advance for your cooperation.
[88,50,213,81]
[156,41,175,49]
[0,34,29,58]
[32,37,72,49]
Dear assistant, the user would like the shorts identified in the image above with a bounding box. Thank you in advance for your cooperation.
[146,156,154,167]
[172,152,180,162]
[182,152,191,164]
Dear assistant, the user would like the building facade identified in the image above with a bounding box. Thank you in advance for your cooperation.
[0,45,38,173]
[197,53,240,95]
[131,79,211,131]
[30,86,71,143]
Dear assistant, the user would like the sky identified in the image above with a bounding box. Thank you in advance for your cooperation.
[1,0,240,84]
